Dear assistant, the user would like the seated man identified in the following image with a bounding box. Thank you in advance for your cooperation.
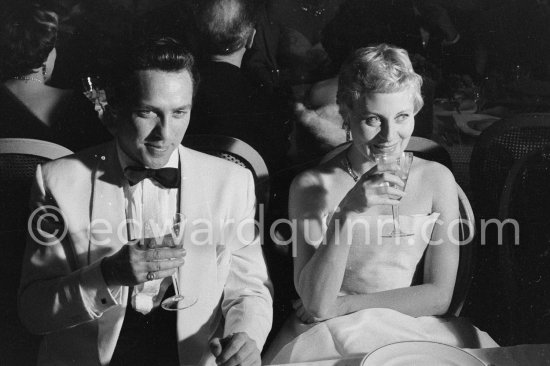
[18,37,272,366]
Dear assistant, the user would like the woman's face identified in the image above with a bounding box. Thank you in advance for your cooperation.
[349,90,415,160]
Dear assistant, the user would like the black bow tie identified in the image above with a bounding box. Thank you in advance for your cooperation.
[124,166,180,188]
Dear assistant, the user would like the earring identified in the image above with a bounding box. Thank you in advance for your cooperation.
[42,64,47,79]
[342,118,352,142]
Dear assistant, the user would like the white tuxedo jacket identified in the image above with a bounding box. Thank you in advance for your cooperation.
[18,142,273,366]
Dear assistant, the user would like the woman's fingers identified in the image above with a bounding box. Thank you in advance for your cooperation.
[363,172,404,189]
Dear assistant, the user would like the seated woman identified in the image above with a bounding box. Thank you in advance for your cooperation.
[0,2,111,152]
[265,44,496,364]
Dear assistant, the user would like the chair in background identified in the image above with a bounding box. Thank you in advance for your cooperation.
[467,113,550,344]
[182,134,270,209]
[496,145,550,345]
[406,136,453,171]
[0,138,73,366]
[449,184,475,317]
[470,113,550,221]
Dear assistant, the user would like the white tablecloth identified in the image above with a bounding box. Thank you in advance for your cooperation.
[269,344,550,366]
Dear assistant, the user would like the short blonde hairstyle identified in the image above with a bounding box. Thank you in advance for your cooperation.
[337,44,423,117]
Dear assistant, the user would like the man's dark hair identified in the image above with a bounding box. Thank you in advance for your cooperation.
[111,37,200,107]
[195,0,256,56]
[0,1,58,79]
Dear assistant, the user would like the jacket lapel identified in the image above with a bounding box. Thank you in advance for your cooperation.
[88,142,128,263]
[81,142,128,364]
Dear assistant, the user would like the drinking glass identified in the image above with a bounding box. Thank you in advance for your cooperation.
[160,213,197,311]
[374,152,414,237]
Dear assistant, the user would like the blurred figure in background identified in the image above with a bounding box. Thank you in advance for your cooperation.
[187,2,292,194]
[243,0,346,96]
[0,1,111,152]
[188,0,289,176]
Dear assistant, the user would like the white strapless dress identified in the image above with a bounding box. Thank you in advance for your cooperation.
[264,213,497,364]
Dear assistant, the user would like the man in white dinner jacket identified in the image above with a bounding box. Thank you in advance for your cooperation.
[18,37,272,366]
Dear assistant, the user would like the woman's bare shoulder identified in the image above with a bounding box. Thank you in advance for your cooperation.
[413,157,455,187]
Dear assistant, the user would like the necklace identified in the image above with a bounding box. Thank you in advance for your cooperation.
[343,150,359,182]
[11,75,43,83]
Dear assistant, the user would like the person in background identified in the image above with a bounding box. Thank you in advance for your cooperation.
[0,1,111,152]
[187,0,289,175]
[18,37,272,366]
[187,1,293,286]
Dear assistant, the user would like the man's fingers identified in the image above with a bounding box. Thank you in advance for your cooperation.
[141,247,186,261]
[209,338,223,358]
[144,257,185,273]
[304,315,316,324]
[216,334,245,364]
[220,344,259,366]
[296,305,306,320]
[143,268,177,282]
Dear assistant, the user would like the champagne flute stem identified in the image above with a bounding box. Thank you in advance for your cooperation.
[392,204,400,234]
[171,272,181,297]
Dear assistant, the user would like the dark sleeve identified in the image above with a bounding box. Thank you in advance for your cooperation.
[242,4,281,91]
[56,92,113,152]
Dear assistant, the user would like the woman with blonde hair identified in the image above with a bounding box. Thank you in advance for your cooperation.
[264,44,496,364]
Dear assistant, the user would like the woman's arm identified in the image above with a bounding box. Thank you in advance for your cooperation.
[295,163,460,321]
[292,164,405,319]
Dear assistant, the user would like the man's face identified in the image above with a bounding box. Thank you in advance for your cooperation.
[117,69,193,169]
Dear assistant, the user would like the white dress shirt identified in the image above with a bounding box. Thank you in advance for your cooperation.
[117,144,179,313]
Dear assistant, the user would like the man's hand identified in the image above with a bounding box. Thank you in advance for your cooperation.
[209,332,260,366]
[101,239,186,286]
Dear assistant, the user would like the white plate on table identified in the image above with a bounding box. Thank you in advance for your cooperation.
[361,341,486,366]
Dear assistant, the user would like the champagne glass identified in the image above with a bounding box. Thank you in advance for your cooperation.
[374,152,414,237]
[160,213,197,311]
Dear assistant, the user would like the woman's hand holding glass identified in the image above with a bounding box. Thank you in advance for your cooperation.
[374,152,414,237]
[339,165,405,215]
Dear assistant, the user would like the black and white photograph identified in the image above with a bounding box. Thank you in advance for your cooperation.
[1,0,549,365]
